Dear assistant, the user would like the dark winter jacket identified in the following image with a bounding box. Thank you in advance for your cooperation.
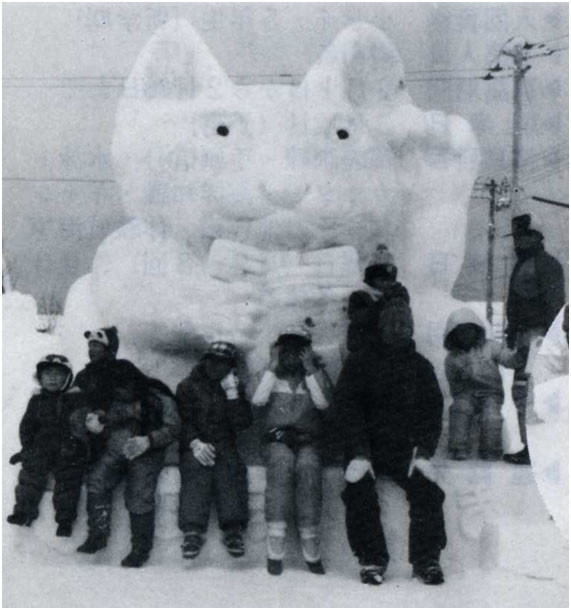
[333,339,443,462]
[176,363,252,451]
[346,282,410,352]
[73,358,120,412]
[444,308,523,399]
[18,387,87,460]
[506,245,565,344]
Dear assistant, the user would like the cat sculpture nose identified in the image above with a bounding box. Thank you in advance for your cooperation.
[260,179,309,210]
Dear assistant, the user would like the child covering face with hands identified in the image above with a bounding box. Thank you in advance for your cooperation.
[252,325,333,576]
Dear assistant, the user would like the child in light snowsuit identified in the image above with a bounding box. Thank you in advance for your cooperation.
[252,326,332,576]
[444,308,524,460]
[76,360,180,567]
[346,244,410,353]
[176,341,252,560]
[7,355,87,537]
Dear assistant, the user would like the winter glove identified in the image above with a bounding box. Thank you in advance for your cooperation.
[86,412,105,434]
[9,451,22,465]
[123,436,151,460]
[220,372,239,400]
[344,457,374,483]
[407,447,437,483]
[190,439,216,467]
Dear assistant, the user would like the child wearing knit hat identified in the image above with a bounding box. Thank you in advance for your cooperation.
[346,245,410,353]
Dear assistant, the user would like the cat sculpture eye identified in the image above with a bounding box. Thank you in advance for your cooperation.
[217,125,230,136]
[337,129,349,140]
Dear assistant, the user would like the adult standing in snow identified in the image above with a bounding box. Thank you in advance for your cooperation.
[333,299,447,586]
[503,213,565,465]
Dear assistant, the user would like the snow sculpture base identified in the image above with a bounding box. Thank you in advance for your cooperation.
[19,461,557,578]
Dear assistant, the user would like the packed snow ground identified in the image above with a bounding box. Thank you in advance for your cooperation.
[2,293,568,607]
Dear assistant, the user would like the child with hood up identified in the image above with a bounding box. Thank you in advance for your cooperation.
[444,308,524,460]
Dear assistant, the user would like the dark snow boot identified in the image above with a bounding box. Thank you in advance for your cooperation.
[77,533,107,554]
[121,511,154,568]
[222,530,245,558]
[503,446,531,466]
[306,559,326,575]
[77,499,110,554]
[412,560,445,585]
[7,511,34,527]
[360,565,386,585]
[56,521,73,537]
[267,558,283,576]
[181,531,205,560]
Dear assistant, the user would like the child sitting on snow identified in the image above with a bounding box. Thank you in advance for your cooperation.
[444,308,524,460]
[76,360,180,567]
[346,244,410,353]
[176,341,252,561]
[7,354,88,537]
[252,325,332,576]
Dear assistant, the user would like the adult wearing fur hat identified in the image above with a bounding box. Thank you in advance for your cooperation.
[346,244,410,353]
[503,213,565,465]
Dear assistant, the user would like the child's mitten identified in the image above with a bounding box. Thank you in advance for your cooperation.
[344,457,374,483]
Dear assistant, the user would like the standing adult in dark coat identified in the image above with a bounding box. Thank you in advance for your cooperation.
[504,213,566,465]
[333,299,446,586]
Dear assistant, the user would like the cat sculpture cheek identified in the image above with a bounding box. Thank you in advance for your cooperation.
[63,20,479,386]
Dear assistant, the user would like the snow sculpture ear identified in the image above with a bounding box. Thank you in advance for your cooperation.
[301,23,409,108]
[124,19,232,100]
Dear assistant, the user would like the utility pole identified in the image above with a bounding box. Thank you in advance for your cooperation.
[501,38,528,215]
[486,179,497,325]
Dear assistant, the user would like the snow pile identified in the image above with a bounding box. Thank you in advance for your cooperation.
[4,295,568,607]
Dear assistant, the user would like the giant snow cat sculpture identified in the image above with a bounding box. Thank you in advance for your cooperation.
[63,20,479,387]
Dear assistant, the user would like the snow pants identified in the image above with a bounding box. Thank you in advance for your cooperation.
[264,442,322,529]
[512,327,544,447]
[13,443,85,524]
[178,445,249,533]
[448,393,504,459]
[341,456,446,568]
[86,447,164,536]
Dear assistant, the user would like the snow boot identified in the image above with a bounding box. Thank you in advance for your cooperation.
[359,565,386,585]
[7,511,34,527]
[300,527,325,575]
[503,446,531,466]
[222,529,245,558]
[56,521,73,537]
[181,531,205,560]
[121,511,154,568]
[266,522,286,576]
[77,498,110,554]
[267,558,283,576]
[412,559,445,585]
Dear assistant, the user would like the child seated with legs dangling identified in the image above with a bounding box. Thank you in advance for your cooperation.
[444,308,524,460]
[176,342,252,561]
[7,355,88,537]
[252,326,332,576]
